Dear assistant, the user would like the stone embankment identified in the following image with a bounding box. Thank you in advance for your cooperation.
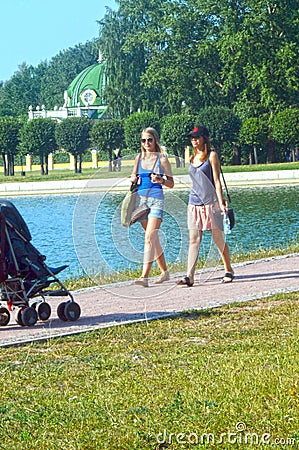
[0,169,298,196]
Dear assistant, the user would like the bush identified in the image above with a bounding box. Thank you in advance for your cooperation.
[124,112,160,153]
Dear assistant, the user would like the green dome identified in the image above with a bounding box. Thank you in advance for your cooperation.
[66,61,106,108]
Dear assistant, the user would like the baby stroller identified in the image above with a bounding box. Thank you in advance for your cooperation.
[0,199,81,327]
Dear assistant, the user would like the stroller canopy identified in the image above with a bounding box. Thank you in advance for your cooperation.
[0,199,31,241]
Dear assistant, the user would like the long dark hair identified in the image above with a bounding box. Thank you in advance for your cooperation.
[190,135,211,163]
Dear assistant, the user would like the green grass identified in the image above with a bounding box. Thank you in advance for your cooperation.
[0,161,298,183]
[0,292,298,449]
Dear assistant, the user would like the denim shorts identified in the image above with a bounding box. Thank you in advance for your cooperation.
[138,196,164,221]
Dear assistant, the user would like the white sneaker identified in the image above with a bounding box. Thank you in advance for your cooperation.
[134,277,149,287]
[153,270,170,284]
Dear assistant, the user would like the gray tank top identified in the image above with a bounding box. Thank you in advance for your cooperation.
[188,158,218,205]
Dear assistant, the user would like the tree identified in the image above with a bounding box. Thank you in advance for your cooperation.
[161,113,196,167]
[20,119,58,175]
[0,41,98,117]
[39,41,98,109]
[271,108,299,161]
[0,117,23,176]
[136,0,225,113]
[98,7,147,118]
[91,119,124,171]
[214,0,299,113]
[123,112,160,154]
[239,117,268,164]
[0,63,42,116]
[55,117,92,173]
[196,106,241,163]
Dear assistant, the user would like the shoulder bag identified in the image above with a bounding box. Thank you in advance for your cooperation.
[121,179,139,227]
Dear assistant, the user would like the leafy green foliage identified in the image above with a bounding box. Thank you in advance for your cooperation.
[55,117,92,173]
[271,108,299,146]
[91,119,124,170]
[20,118,58,175]
[0,64,42,116]
[161,113,196,166]
[0,0,298,166]
[39,41,98,109]
[0,117,23,175]
[98,7,147,118]
[0,42,98,116]
[196,106,241,158]
[123,111,160,153]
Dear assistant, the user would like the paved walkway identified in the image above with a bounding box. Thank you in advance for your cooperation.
[1,254,298,347]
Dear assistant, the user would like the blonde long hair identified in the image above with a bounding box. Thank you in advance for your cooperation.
[141,127,162,154]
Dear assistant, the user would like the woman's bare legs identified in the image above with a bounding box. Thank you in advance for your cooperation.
[211,228,234,281]
[186,229,202,284]
[140,218,167,278]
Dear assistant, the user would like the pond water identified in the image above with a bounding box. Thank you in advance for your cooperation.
[6,184,298,280]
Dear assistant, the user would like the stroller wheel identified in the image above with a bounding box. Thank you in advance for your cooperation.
[64,301,81,322]
[21,306,38,327]
[16,308,26,326]
[37,302,51,321]
[0,307,10,326]
[21,307,38,327]
[57,302,68,321]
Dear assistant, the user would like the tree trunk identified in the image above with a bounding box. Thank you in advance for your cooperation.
[74,154,78,173]
[108,150,112,172]
[45,155,48,175]
[11,154,14,176]
[249,151,253,165]
[173,148,181,168]
[2,153,7,176]
[2,153,9,177]
[231,145,241,165]
[78,154,82,173]
[266,140,276,163]
[8,154,15,176]
[180,147,185,168]
[40,153,45,175]
[253,145,258,164]
[291,145,295,162]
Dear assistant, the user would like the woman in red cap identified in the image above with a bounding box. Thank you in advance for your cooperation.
[177,125,234,286]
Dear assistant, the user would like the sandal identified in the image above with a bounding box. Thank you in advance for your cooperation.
[177,276,194,287]
[222,272,235,283]
[134,277,149,287]
[153,270,170,284]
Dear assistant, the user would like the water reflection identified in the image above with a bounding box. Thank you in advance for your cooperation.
[8,185,298,280]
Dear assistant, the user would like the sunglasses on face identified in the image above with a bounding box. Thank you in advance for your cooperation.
[191,136,203,141]
[141,138,154,143]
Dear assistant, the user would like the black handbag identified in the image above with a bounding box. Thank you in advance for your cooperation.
[227,207,235,229]
[220,167,235,230]
[129,202,150,225]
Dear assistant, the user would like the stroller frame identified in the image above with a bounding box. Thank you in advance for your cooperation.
[0,206,81,327]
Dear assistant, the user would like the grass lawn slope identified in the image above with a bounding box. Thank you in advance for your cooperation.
[0,292,298,449]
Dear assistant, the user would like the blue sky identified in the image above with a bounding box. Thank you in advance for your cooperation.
[0,0,117,82]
